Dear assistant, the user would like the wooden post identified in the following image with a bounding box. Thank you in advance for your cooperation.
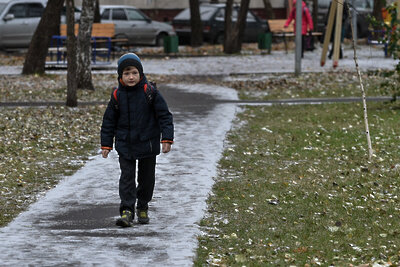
[332,0,344,68]
[320,0,337,66]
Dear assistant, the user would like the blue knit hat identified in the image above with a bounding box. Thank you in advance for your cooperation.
[117,53,143,77]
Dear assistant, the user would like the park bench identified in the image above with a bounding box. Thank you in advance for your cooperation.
[48,23,129,65]
[267,19,322,53]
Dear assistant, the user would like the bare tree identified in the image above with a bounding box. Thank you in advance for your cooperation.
[347,2,374,159]
[312,0,318,30]
[94,0,101,23]
[77,0,96,90]
[66,0,78,107]
[190,0,203,47]
[224,0,250,54]
[22,0,64,75]
[262,0,275,19]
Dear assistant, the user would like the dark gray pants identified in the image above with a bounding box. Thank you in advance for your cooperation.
[118,156,156,215]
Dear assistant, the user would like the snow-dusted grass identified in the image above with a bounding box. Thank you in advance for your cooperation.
[195,102,400,266]
[0,105,104,227]
[223,71,397,100]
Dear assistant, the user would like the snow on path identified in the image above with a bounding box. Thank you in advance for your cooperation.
[143,46,397,75]
[0,84,238,266]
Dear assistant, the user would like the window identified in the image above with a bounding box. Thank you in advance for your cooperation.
[215,8,238,22]
[174,8,190,20]
[8,4,27,18]
[126,9,146,20]
[27,3,44,17]
[318,0,331,9]
[200,6,218,20]
[102,9,110,20]
[112,9,127,20]
[215,9,224,21]
[246,12,256,22]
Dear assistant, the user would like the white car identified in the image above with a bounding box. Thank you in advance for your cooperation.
[100,5,176,46]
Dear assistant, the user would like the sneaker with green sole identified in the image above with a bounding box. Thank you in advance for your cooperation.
[136,209,149,224]
[116,210,133,227]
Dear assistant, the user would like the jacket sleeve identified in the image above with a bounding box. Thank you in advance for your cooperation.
[305,7,314,31]
[284,8,295,27]
[100,93,119,150]
[153,90,174,143]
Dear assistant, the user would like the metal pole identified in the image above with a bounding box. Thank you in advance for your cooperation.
[295,0,302,75]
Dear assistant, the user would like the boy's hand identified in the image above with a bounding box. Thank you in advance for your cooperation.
[102,149,111,158]
[162,143,171,153]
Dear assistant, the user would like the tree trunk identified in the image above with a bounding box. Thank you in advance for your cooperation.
[190,0,203,46]
[224,0,250,54]
[262,0,275,19]
[22,0,64,75]
[312,0,318,31]
[66,0,78,107]
[224,0,234,52]
[372,0,385,22]
[77,0,95,90]
[347,1,374,160]
[94,0,101,23]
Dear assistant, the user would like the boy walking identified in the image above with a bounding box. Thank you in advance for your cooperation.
[101,53,174,227]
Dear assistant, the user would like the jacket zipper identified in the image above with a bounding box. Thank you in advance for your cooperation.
[149,140,153,152]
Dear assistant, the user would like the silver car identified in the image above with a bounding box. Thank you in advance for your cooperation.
[100,5,176,46]
[0,0,80,49]
[0,0,46,49]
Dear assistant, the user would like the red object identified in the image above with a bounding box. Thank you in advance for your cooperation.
[284,0,314,35]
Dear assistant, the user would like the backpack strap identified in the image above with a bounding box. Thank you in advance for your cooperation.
[144,82,157,105]
[112,87,119,110]
[113,87,118,102]
[112,81,156,108]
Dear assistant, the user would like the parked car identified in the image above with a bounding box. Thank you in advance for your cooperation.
[0,0,80,49]
[0,0,46,49]
[100,5,176,46]
[316,0,373,38]
[172,3,269,44]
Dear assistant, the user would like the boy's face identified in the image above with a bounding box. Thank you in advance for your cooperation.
[121,66,140,86]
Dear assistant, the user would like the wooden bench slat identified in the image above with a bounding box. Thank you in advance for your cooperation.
[268,19,293,33]
[267,19,322,36]
[60,23,115,37]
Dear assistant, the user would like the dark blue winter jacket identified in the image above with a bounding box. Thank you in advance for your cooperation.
[101,75,174,159]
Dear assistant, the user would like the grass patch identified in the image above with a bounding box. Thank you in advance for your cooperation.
[223,71,394,100]
[0,105,105,227]
[0,74,115,102]
[195,102,400,266]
